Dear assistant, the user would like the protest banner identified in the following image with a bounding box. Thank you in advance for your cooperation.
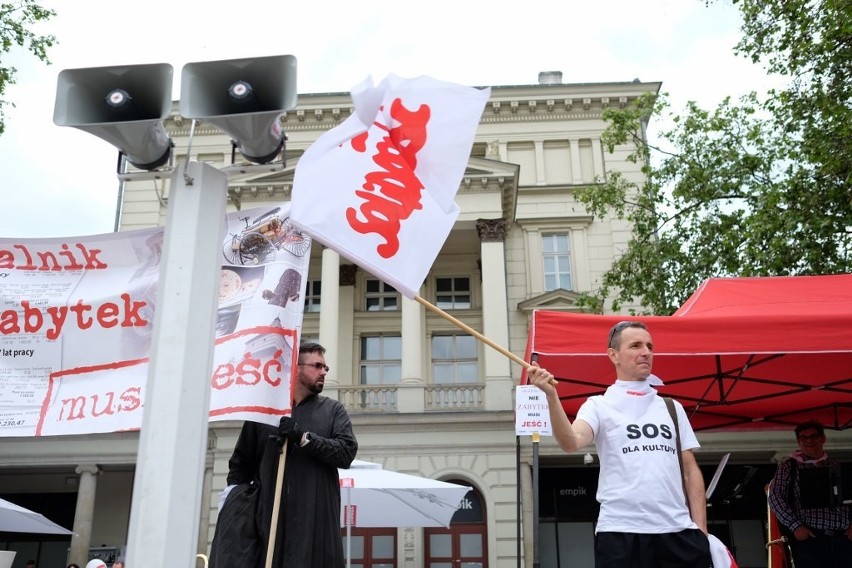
[0,203,310,436]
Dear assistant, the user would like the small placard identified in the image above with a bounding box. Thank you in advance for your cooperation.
[515,385,552,436]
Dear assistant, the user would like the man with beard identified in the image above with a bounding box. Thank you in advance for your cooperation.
[211,342,358,568]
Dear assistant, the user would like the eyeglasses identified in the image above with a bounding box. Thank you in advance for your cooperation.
[299,362,330,372]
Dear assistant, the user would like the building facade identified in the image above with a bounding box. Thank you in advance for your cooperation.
[2,72,849,568]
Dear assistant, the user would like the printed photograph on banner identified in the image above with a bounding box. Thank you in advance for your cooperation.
[0,202,310,437]
[221,205,311,267]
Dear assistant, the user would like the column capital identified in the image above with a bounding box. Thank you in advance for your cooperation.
[75,464,101,476]
[476,218,509,243]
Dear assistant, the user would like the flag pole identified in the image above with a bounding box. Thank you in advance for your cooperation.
[414,294,531,368]
[413,295,558,385]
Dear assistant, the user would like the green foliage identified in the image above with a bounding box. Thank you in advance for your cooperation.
[0,0,56,135]
[574,0,852,315]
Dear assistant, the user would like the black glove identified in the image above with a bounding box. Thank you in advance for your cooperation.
[278,416,303,445]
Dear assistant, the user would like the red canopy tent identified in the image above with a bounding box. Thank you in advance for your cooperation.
[521,275,852,431]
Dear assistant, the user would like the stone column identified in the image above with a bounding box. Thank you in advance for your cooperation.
[397,294,425,412]
[477,219,513,411]
[534,141,546,185]
[69,464,101,567]
[569,138,583,185]
[401,295,423,384]
[337,264,358,386]
[572,226,591,291]
[319,247,340,387]
[591,138,605,179]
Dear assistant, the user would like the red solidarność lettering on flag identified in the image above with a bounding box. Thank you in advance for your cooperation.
[290,74,490,298]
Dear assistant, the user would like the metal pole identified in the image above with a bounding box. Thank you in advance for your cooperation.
[516,435,521,568]
[124,162,227,568]
[347,487,352,568]
[532,432,540,568]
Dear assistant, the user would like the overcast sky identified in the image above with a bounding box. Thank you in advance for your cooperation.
[0,0,777,239]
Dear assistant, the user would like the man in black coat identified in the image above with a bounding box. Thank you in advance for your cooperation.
[210,342,358,568]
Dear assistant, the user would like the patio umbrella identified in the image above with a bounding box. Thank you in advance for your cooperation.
[0,497,73,534]
[0,551,16,568]
[338,461,469,566]
[338,461,468,528]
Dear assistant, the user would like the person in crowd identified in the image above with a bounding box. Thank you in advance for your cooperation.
[66,564,80,568]
[768,420,852,568]
[111,561,124,568]
[24,561,35,568]
[210,341,358,568]
[84,561,106,568]
[528,320,711,567]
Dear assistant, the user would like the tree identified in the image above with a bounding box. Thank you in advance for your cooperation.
[734,0,852,195]
[0,0,56,135]
[574,0,852,315]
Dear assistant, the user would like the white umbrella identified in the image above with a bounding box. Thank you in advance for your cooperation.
[337,461,469,568]
[0,498,73,534]
[338,460,469,528]
[0,551,16,568]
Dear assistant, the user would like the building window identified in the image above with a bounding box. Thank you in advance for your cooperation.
[365,279,399,311]
[542,233,572,291]
[360,336,401,385]
[359,336,400,412]
[435,277,471,310]
[304,280,321,313]
[432,335,478,384]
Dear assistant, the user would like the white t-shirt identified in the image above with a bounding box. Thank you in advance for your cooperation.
[577,391,700,534]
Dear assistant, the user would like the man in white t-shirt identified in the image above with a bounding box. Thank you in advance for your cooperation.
[528,321,712,567]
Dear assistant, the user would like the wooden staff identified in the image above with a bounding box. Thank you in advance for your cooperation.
[265,440,288,568]
[415,295,530,368]
[414,295,557,384]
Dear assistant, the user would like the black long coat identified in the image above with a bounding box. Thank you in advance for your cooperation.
[210,394,358,568]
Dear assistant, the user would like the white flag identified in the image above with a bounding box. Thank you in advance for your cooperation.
[290,74,490,298]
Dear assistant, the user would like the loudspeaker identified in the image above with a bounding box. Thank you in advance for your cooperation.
[179,55,297,164]
[53,63,174,171]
